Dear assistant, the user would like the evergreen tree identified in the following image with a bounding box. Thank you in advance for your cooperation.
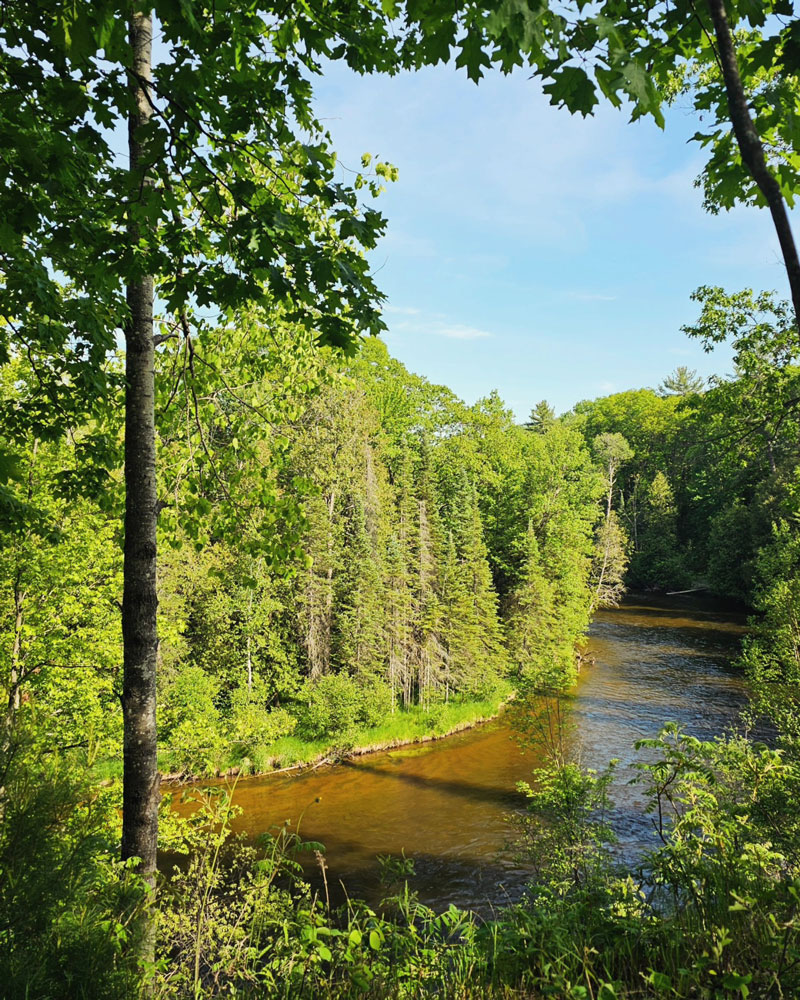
[333,493,387,681]
[629,472,690,590]
[505,521,560,688]
[658,366,705,396]
[525,400,556,433]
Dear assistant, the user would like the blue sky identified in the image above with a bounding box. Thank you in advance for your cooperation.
[314,61,788,418]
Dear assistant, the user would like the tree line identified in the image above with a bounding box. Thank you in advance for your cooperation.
[1,332,608,779]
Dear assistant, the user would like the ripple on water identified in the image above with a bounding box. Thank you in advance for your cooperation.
[166,595,749,913]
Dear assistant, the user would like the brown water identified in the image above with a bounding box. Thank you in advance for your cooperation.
[174,596,748,913]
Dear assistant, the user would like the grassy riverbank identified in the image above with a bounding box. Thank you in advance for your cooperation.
[154,680,515,783]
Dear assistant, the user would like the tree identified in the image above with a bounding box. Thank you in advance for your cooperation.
[585,434,632,609]
[629,472,690,590]
[526,400,556,433]
[1,2,406,972]
[658,366,705,396]
[505,521,559,686]
[592,434,634,522]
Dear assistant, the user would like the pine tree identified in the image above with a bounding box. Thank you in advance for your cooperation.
[440,476,507,697]
[505,521,559,687]
[412,440,447,707]
[385,448,417,708]
[333,493,386,680]
[629,471,689,589]
[525,400,556,433]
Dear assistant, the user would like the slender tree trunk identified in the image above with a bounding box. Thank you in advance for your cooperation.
[246,585,254,691]
[7,441,38,722]
[706,0,800,327]
[122,6,159,979]
[324,488,335,673]
[765,433,777,475]
[8,574,24,719]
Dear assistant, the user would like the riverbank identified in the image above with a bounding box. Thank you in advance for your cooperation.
[160,681,515,785]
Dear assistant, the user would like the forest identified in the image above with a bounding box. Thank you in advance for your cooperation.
[4,0,800,997]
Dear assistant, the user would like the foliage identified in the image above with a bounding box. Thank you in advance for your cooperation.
[297,674,390,741]
[0,727,143,999]
[160,665,224,776]
[658,366,705,396]
[516,756,618,898]
[229,685,297,763]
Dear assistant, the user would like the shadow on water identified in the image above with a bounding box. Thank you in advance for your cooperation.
[336,759,526,809]
[165,595,750,912]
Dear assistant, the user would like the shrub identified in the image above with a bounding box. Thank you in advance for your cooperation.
[227,677,297,760]
[160,666,224,775]
[0,725,143,999]
[297,674,390,740]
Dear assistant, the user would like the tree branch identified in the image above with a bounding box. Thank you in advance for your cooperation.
[706,0,800,329]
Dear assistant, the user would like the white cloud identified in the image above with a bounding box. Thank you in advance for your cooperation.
[385,307,494,341]
[384,304,421,316]
[435,324,492,340]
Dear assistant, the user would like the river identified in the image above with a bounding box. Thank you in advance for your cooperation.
[175,596,749,913]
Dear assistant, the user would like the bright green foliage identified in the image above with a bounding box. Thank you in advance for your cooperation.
[0,329,601,778]
[506,523,565,688]
[662,21,800,214]
[492,723,800,1000]
[740,522,800,705]
[590,510,631,610]
[0,365,123,757]
[160,666,224,776]
[589,433,633,607]
[516,757,618,898]
[228,685,297,763]
[570,288,800,598]
[297,673,392,741]
[0,729,143,999]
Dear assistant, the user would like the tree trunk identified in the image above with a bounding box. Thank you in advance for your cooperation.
[8,441,38,723]
[8,574,24,719]
[706,0,800,328]
[122,5,159,979]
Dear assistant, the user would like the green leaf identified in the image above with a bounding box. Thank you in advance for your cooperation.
[542,66,598,116]
[455,32,492,83]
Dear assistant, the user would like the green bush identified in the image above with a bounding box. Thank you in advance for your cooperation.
[296,674,391,740]
[227,677,297,760]
[0,726,143,999]
[356,677,393,728]
[160,665,224,775]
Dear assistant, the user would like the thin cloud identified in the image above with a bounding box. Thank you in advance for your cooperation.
[436,324,492,340]
[384,304,421,316]
[385,307,494,341]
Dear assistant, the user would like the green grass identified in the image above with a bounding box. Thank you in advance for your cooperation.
[263,682,514,771]
[97,682,515,783]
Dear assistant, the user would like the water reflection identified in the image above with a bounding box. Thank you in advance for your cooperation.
[167,595,749,912]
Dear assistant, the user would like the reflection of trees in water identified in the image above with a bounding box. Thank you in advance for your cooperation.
[219,603,747,913]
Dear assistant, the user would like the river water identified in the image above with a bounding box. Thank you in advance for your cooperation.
[176,596,749,913]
